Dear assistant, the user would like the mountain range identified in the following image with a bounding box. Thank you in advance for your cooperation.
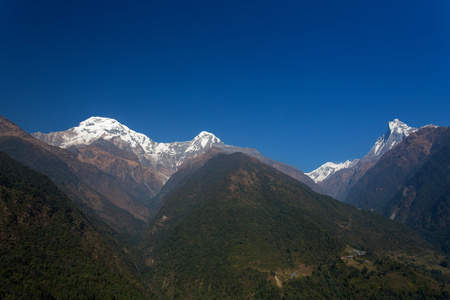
[33,116,318,192]
[306,119,419,200]
[1,114,449,298]
[6,115,450,252]
[306,119,450,253]
[346,125,450,252]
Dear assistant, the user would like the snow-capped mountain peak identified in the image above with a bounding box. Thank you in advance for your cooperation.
[60,116,155,149]
[306,119,417,183]
[365,119,417,159]
[193,131,221,143]
[389,119,414,137]
[30,116,332,192]
[306,159,359,183]
[33,117,227,175]
[77,116,129,134]
[185,131,224,154]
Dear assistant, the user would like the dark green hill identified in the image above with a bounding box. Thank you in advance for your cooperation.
[142,152,445,298]
[0,151,148,298]
[150,148,224,209]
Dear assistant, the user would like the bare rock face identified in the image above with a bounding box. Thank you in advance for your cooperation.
[264,159,320,192]
[77,142,167,201]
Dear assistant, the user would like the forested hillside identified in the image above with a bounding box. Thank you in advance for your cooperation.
[0,152,147,298]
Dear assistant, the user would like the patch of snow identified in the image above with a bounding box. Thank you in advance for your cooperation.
[422,124,438,129]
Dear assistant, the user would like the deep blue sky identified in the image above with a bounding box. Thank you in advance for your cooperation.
[1,0,449,172]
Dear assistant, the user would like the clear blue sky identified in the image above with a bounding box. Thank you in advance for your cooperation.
[1,0,449,172]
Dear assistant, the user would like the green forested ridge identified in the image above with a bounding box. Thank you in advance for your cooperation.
[141,152,449,298]
[0,151,147,298]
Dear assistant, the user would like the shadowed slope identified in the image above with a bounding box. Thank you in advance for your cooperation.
[385,134,450,252]
[346,126,450,211]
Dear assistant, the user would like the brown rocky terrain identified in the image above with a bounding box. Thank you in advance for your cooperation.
[76,142,167,209]
[317,159,376,200]
[346,126,450,211]
[312,119,418,200]
[0,116,154,241]
[343,125,450,252]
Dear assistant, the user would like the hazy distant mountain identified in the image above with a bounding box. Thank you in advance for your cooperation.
[307,119,418,199]
[34,116,318,191]
[141,152,437,297]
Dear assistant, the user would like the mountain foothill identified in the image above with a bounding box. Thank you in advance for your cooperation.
[0,115,449,298]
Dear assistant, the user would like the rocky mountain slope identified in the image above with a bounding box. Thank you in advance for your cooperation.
[346,125,449,210]
[386,137,450,252]
[0,116,154,242]
[307,119,418,200]
[345,125,450,252]
[33,116,318,192]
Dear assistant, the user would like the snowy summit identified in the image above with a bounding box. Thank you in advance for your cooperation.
[306,160,359,183]
[307,119,418,183]
[33,116,226,175]
[64,116,154,148]
[364,119,418,159]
